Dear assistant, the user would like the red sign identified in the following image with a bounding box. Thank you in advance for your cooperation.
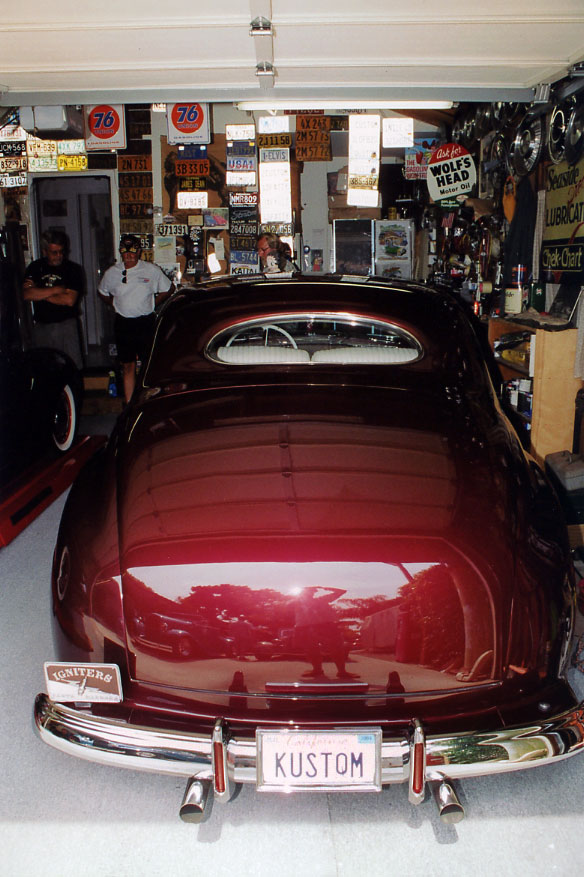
[167,103,210,144]
[171,104,205,134]
[88,105,120,140]
[85,104,126,150]
[426,142,476,202]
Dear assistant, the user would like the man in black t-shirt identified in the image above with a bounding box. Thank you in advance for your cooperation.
[23,230,85,369]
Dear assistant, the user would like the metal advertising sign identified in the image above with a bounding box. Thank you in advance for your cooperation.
[167,103,210,145]
[85,105,127,151]
[426,143,477,202]
[231,265,259,275]
[404,137,439,181]
[44,662,122,703]
[542,156,584,283]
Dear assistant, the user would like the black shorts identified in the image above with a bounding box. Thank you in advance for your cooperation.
[114,313,156,364]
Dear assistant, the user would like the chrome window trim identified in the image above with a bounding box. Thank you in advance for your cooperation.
[205,312,423,366]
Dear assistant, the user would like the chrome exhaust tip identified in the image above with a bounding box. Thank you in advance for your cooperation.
[431,779,465,824]
[179,777,212,823]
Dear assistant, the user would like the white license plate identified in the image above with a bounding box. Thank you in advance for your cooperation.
[44,662,123,703]
[256,729,382,791]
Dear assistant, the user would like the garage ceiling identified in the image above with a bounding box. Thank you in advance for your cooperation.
[1,0,584,108]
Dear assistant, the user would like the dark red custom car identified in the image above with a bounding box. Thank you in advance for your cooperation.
[35,275,584,822]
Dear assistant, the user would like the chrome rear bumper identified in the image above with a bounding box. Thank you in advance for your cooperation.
[34,693,584,789]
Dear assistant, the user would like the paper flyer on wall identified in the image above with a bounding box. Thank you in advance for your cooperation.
[374,220,413,279]
[374,260,412,280]
[375,220,412,260]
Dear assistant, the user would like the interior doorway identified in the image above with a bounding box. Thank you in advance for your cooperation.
[32,174,115,368]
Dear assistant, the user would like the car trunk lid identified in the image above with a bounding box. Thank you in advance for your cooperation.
[116,385,514,696]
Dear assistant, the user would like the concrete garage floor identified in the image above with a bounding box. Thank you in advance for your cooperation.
[2,477,584,876]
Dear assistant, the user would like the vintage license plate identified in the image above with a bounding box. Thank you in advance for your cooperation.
[258,133,292,148]
[28,155,58,172]
[256,729,382,791]
[156,223,188,236]
[0,173,27,188]
[119,187,153,203]
[0,156,27,172]
[58,154,88,172]
[175,159,210,177]
[118,155,152,172]
[44,662,123,703]
[296,143,332,161]
[0,140,27,156]
[119,202,153,218]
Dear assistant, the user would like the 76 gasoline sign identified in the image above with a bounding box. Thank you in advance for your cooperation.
[426,143,476,202]
[85,105,127,151]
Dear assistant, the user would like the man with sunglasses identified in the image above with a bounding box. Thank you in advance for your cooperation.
[22,230,85,369]
[98,235,174,403]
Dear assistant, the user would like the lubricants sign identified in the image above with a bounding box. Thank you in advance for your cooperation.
[542,157,584,283]
[426,143,476,202]
[84,105,126,150]
[167,103,210,144]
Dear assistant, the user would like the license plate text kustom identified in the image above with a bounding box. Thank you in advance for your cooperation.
[257,729,382,791]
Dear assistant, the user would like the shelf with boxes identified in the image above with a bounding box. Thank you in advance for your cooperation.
[488,317,583,467]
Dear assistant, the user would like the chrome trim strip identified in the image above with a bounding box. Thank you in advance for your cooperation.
[34,693,584,786]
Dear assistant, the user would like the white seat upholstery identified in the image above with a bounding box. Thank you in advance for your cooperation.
[217,346,310,364]
[311,346,419,364]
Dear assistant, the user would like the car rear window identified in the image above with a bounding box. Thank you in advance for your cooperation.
[206,315,423,365]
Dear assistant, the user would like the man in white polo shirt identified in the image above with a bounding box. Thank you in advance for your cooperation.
[99,235,174,403]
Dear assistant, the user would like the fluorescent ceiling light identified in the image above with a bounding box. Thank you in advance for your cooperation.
[236,99,453,111]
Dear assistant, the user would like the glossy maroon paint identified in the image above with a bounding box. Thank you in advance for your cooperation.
[51,278,577,737]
